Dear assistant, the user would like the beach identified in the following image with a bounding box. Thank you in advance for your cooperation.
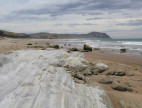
[0,38,142,108]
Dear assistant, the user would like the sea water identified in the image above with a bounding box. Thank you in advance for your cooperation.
[61,38,142,56]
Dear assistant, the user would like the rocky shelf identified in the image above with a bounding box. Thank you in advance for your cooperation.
[0,49,114,108]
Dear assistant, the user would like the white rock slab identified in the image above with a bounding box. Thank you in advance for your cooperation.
[0,49,114,108]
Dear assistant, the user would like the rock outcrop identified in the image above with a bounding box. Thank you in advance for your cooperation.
[0,49,114,108]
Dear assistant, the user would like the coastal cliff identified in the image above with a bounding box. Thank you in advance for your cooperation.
[0,30,111,39]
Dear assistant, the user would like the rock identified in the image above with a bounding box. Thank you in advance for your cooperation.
[120,48,126,53]
[83,77,90,83]
[127,73,134,76]
[74,78,84,84]
[0,49,114,108]
[83,44,92,51]
[92,71,99,75]
[94,62,109,73]
[74,72,85,80]
[118,100,129,108]
[52,45,59,49]
[83,69,92,76]
[106,70,126,76]
[111,81,127,91]
[69,47,79,51]
[99,77,113,84]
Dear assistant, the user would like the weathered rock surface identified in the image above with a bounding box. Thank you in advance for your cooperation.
[106,70,126,76]
[111,82,127,91]
[0,49,114,108]
[94,62,109,73]
[111,81,133,92]
[100,77,113,84]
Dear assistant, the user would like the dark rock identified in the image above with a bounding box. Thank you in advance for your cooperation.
[74,72,85,80]
[83,44,92,51]
[73,78,84,84]
[92,71,99,75]
[120,48,126,53]
[99,77,112,84]
[69,47,79,51]
[106,70,126,76]
[111,82,127,91]
[52,45,59,49]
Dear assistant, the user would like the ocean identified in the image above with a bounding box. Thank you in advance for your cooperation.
[61,38,142,56]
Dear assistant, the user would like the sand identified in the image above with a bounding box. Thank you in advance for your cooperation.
[0,38,142,108]
[84,51,142,108]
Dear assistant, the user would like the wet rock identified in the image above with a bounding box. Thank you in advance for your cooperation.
[83,44,92,51]
[106,70,126,76]
[69,47,79,51]
[111,81,127,91]
[52,45,59,49]
[99,77,113,84]
[120,48,126,53]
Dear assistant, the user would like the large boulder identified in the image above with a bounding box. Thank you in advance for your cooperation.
[83,44,92,51]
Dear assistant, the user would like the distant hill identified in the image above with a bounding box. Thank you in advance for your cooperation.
[0,30,111,39]
[0,30,30,38]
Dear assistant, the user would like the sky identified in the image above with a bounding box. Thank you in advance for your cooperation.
[0,0,142,38]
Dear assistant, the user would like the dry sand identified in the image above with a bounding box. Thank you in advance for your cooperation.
[84,51,142,108]
[0,38,142,108]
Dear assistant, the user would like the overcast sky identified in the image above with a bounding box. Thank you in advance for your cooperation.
[0,0,142,38]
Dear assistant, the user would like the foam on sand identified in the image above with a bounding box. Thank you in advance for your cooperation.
[0,49,114,108]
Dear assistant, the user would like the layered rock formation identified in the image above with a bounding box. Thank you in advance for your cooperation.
[0,49,113,108]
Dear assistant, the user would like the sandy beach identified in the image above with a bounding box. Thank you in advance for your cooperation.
[0,38,142,108]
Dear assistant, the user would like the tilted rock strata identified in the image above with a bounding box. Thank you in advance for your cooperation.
[0,49,113,108]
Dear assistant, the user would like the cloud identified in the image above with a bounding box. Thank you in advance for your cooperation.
[0,0,142,38]
[117,19,142,26]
